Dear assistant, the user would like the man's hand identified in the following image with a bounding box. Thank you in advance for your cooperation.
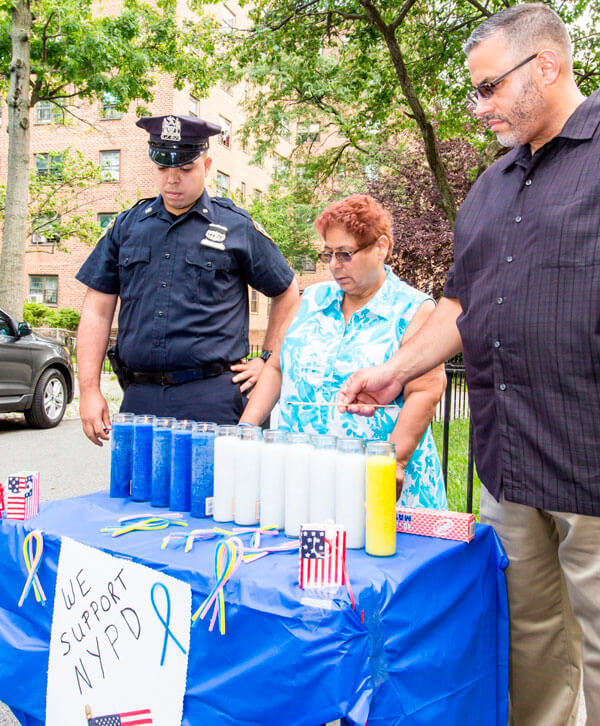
[338,360,404,416]
[80,389,112,446]
[231,357,265,393]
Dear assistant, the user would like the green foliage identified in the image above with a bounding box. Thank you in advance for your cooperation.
[23,302,81,330]
[432,419,481,519]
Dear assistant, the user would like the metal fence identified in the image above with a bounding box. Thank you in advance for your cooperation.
[436,364,476,514]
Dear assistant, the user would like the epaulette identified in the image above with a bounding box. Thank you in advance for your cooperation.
[212,196,251,220]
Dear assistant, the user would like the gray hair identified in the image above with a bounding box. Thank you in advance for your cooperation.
[464,3,572,63]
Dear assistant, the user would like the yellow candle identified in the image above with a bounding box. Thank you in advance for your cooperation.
[365,452,397,556]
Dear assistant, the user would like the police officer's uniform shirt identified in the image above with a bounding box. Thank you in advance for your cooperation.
[76,191,294,371]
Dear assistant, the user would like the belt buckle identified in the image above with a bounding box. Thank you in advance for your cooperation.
[160,372,168,387]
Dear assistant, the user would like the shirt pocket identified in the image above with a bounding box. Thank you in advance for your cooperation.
[538,192,600,268]
[118,245,151,300]
[185,247,233,302]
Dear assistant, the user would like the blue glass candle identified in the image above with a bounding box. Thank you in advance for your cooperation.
[191,422,217,518]
[170,420,194,512]
[151,417,175,507]
[110,412,134,497]
[131,414,155,501]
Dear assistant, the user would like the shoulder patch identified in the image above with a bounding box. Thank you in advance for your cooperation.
[252,219,273,241]
[96,215,116,244]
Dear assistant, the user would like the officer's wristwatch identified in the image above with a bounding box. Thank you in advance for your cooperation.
[259,350,272,363]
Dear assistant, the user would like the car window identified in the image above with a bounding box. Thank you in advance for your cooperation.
[0,314,14,336]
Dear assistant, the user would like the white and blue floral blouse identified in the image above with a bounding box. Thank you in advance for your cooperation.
[278,268,447,509]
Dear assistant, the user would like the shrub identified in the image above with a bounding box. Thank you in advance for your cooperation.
[22,302,81,331]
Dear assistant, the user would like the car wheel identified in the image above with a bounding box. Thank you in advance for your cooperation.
[24,368,67,428]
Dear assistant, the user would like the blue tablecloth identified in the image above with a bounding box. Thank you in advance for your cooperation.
[0,492,508,725]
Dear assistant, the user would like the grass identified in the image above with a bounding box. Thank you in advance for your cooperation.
[432,419,481,520]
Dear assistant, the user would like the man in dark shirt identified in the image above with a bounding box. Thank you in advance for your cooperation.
[339,5,600,724]
[76,115,298,442]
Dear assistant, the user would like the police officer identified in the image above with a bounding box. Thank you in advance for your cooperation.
[76,114,299,445]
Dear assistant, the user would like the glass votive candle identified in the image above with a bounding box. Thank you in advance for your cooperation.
[234,425,262,525]
[213,425,240,522]
[190,422,218,518]
[309,434,337,522]
[131,414,155,501]
[170,420,194,512]
[260,429,287,530]
[335,438,366,549]
[365,440,397,557]
[151,417,175,507]
[284,432,312,537]
[110,412,134,498]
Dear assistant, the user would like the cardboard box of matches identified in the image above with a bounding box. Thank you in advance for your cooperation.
[396,506,475,543]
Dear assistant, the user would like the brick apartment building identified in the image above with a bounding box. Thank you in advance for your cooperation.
[0,0,331,347]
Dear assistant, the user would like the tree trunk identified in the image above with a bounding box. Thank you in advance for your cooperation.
[359,0,458,225]
[0,1,32,319]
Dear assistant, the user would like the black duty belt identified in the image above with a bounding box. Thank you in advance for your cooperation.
[125,360,242,387]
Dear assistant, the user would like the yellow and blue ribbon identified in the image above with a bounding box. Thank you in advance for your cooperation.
[18,530,46,607]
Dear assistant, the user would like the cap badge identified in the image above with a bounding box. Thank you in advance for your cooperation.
[161,116,181,142]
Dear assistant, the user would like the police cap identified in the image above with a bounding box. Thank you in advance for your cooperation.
[136,115,221,168]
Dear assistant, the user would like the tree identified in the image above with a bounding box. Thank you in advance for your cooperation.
[367,136,479,298]
[0,0,216,318]
[205,0,598,224]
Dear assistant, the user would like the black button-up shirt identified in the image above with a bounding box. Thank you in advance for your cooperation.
[444,89,600,515]
[77,191,294,371]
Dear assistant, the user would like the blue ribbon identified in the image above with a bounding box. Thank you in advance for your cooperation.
[150,582,187,666]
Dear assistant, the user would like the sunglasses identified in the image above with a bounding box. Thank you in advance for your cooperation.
[469,52,538,104]
[318,241,376,264]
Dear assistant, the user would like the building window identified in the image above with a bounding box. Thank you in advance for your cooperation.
[28,275,58,306]
[297,122,321,144]
[32,214,60,245]
[297,255,317,273]
[100,150,120,182]
[254,189,263,202]
[218,116,231,148]
[35,152,64,178]
[98,213,117,231]
[272,153,290,181]
[250,289,258,314]
[222,6,235,32]
[189,96,199,117]
[34,100,64,125]
[240,181,246,202]
[101,92,121,120]
[216,171,230,198]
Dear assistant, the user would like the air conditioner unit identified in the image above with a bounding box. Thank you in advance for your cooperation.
[28,294,43,303]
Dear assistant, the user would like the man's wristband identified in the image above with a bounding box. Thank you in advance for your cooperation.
[259,350,272,362]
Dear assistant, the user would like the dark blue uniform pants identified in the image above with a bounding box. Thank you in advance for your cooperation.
[120,371,245,424]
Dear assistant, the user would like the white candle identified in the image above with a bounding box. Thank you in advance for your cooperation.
[213,425,239,522]
[234,427,262,525]
[335,439,366,549]
[284,433,312,537]
[309,434,337,522]
[260,430,287,530]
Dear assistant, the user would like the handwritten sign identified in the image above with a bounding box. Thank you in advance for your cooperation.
[46,538,191,726]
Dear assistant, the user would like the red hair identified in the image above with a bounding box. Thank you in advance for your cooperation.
[314,194,393,260]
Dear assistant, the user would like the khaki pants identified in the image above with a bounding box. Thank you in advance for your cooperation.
[480,488,600,726]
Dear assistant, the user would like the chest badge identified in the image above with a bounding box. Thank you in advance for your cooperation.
[201,223,228,251]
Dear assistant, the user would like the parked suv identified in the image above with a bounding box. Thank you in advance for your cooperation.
[0,307,74,427]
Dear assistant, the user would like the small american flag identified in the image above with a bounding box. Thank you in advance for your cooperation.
[88,709,153,726]
[5,472,39,520]
[299,523,346,589]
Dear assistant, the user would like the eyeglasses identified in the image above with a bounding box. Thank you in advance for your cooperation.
[318,241,376,264]
[468,53,538,104]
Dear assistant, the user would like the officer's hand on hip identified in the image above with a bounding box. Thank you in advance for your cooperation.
[80,389,112,446]
[230,357,265,393]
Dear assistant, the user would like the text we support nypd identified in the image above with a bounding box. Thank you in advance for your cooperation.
[59,566,140,694]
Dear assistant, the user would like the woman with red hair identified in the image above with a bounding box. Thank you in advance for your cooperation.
[241,194,446,505]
